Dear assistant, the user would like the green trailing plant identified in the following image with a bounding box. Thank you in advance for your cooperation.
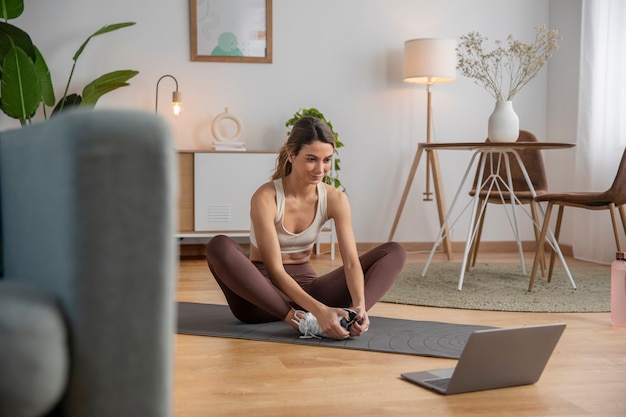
[285,107,345,192]
[0,0,138,125]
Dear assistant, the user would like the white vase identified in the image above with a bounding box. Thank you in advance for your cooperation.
[487,101,519,142]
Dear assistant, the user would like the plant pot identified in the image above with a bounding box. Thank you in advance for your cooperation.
[488,101,519,142]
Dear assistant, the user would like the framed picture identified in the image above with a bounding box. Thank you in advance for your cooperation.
[189,0,272,63]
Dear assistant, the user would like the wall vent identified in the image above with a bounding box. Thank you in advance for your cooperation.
[207,204,232,222]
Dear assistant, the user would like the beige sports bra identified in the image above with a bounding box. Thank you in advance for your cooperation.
[250,179,329,253]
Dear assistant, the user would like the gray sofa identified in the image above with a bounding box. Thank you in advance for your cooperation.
[0,110,177,417]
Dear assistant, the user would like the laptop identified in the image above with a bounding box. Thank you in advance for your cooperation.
[401,323,566,395]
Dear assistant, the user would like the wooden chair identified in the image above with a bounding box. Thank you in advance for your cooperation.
[528,147,626,291]
[467,130,547,271]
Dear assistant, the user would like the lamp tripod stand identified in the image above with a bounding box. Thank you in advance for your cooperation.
[388,84,453,259]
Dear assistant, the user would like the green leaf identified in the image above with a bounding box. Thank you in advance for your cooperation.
[72,22,135,61]
[0,44,40,122]
[0,0,23,21]
[51,93,81,116]
[34,46,54,106]
[80,69,138,106]
[0,22,36,64]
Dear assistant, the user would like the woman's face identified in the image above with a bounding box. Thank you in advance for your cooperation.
[290,141,334,185]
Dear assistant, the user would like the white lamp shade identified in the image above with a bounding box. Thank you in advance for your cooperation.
[403,38,457,85]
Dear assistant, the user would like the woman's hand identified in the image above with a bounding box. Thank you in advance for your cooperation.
[348,306,370,337]
[314,307,351,340]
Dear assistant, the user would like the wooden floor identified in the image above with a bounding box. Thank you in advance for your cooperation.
[175,249,626,417]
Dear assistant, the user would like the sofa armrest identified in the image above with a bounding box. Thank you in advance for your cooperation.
[0,110,176,417]
[0,282,68,417]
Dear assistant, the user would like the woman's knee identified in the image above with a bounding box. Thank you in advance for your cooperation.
[206,234,235,261]
[385,241,406,263]
[359,241,406,274]
[370,242,406,270]
[373,241,406,264]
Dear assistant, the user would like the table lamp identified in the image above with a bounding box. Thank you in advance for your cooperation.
[155,74,182,116]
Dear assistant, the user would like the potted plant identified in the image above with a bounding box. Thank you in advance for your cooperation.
[0,0,138,126]
[285,107,345,191]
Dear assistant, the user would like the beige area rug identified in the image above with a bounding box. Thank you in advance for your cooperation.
[380,262,610,313]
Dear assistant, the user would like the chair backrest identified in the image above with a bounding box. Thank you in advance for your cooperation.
[471,130,547,197]
[605,147,626,205]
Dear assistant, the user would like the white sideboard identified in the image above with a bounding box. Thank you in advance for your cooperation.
[176,150,335,258]
[194,151,277,232]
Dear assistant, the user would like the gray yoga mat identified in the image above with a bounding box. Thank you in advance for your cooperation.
[176,302,495,359]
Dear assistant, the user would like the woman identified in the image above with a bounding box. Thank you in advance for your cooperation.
[206,116,406,340]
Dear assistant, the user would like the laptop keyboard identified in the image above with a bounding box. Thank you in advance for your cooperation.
[425,377,451,391]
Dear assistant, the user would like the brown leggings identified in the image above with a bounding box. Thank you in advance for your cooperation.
[205,235,406,324]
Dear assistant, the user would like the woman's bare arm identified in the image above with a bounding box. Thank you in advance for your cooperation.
[326,185,370,335]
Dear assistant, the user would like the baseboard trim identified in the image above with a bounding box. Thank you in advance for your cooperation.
[356,241,572,256]
[179,240,573,259]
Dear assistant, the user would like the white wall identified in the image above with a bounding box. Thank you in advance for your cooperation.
[546,0,583,247]
[4,0,582,245]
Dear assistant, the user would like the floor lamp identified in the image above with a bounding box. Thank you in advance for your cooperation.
[389,38,456,259]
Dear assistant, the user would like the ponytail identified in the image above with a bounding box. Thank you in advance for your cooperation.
[272,146,292,180]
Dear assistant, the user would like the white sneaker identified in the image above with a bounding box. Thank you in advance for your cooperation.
[339,308,358,330]
[292,310,328,339]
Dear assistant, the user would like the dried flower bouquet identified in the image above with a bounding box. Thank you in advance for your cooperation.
[456,25,561,101]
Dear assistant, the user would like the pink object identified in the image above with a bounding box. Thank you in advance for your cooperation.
[611,252,626,327]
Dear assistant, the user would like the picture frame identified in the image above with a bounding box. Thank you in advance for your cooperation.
[189,0,272,63]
